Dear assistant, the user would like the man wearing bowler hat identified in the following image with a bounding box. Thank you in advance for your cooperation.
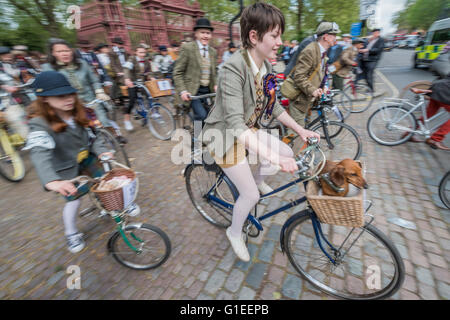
[173,17,217,123]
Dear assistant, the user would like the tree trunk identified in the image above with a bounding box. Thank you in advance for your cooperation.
[297,0,303,31]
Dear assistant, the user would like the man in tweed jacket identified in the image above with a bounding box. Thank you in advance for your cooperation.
[173,18,217,122]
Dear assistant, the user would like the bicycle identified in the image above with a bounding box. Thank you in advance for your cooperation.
[184,138,404,299]
[174,93,216,135]
[367,88,450,146]
[132,79,175,140]
[0,79,35,182]
[262,91,362,161]
[85,99,131,168]
[341,74,374,113]
[439,171,450,209]
[73,155,171,270]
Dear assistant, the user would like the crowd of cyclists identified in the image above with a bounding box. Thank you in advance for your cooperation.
[0,1,449,256]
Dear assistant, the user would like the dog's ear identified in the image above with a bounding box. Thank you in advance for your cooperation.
[330,166,345,186]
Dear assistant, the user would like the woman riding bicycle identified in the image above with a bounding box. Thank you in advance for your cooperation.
[202,3,319,262]
[25,71,114,253]
[41,39,127,144]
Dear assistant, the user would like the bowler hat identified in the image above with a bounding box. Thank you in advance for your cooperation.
[97,43,109,50]
[159,45,167,51]
[193,18,214,31]
[33,71,77,97]
[352,38,365,44]
[112,37,124,45]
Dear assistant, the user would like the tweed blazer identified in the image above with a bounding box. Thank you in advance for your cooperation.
[336,46,358,78]
[173,41,217,106]
[25,117,110,188]
[290,41,326,112]
[202,49,285,159]
[123,56,155,82]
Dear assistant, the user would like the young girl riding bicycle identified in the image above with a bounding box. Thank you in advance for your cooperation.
[202,3,320,261]
[25,71,114,253]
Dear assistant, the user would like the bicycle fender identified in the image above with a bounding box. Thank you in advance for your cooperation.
[106,222,143,252]
[279,209,312,253]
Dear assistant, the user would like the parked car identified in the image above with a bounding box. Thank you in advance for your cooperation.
[406,35,421,48]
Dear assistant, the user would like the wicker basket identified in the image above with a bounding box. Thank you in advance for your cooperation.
[306,178,365,228]
[91,168,136,212]
[145,79,172,97]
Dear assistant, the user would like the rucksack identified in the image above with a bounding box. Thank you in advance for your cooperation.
[327,45,344,64]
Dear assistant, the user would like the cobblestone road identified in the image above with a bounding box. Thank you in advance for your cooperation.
[0,69,449,300]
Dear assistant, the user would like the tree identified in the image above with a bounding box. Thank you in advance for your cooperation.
[392,0,449,32]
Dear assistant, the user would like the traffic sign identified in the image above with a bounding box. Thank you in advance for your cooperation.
[351,22,363,36]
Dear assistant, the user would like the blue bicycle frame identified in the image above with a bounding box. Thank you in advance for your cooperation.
[203,170,341,264]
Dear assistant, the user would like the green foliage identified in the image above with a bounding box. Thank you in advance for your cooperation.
[392,0,449,31]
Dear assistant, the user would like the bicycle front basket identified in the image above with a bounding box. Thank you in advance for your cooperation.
[92,168,137,212]
[306,171,365,228]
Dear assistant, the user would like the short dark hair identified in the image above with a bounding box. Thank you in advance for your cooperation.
[240,3,285,49]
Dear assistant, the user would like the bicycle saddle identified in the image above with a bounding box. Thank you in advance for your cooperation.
[410,88,432,94]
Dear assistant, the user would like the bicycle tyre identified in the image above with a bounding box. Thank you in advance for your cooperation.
[343,83,374,113]
[310,121,362,160]
[147,103,176,141]
[185,163,234,228]
[95,128,131,168]
[367,105,417,146]
[108,223,171,270]
[0,128,26,182]
[332,90,352,119]
[439,171,450,210]
[283,209,405,300]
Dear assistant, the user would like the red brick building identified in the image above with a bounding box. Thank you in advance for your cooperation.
[78,0,240,58]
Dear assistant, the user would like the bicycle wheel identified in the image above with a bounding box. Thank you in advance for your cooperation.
[311,121,362,160]
[343,83,374,113]
[185,163,234,228]
[283,209,405,300]
[148,103,176,140]
[332,90,352,120]
[0,128,25,182]
[258,116,286,140]
[367,105,417,146]
[108,223,171,270]
[96,128,131,168]
[439,171,450,210]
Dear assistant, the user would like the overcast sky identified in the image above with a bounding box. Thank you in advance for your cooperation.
[375,0,407,35]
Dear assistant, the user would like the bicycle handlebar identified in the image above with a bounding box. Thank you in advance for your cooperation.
[189,93,216,100]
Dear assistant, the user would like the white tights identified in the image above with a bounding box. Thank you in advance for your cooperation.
[222,130,293,237]
[63,199,81,236]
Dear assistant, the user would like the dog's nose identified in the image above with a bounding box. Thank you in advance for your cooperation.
[364,183,369,189]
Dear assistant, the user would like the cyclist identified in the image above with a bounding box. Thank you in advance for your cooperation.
[123,44,157,131]
[330,37,364,90]
[286,21,340,137]
[202,3,320,262]
[24,71,113,253]
[41,39,128,144]
[173,17,218,124]
[153,45,174,79]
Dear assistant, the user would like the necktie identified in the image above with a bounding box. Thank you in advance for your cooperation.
[202,47,207,58]
[246,71,265,128]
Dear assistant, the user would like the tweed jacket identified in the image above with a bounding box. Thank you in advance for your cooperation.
[290,41,326,112]
[123,56,155,82]
[25,117,110,188]
[173,41,217,106]
[41,59,102,103]
[202,49,285,159]
[336,46,358,78]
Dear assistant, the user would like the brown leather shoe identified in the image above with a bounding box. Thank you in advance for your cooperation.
[426,139,450,151]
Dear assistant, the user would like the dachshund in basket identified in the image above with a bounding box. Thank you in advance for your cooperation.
[319,159,369,197]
